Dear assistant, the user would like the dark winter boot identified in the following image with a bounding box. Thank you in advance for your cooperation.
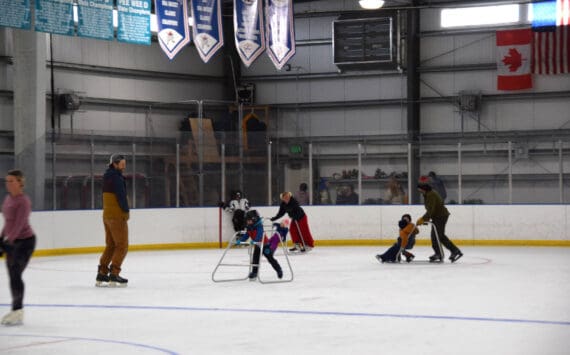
[95,265,110,287]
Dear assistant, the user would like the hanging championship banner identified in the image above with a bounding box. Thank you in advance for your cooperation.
[265,0,295,70]
[117,0,151,45]
[35,0,74,36]
[154,0,191,60]
[77,0,114,41]
[234,0,265,67]
[190,0,224,63]
[0,0,31,30]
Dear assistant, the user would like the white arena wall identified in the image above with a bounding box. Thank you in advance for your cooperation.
[4,205,569,256]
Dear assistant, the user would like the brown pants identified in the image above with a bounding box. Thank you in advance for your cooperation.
[99,217,129,275]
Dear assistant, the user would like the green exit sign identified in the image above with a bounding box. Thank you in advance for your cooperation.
[289,144,303,155]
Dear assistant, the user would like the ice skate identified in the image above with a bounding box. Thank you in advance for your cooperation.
[449,251,463,263]
[109,274,128,288]
[1,309,23,326]
[375,254,385,263]
[248,272,257,281]
[96,265,110,287]
[429,254,443,263]
[95,273,110,287]
[405,253,415,263]
[289,244,300,252]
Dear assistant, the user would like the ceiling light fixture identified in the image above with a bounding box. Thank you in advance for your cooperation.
[359,0,385,10]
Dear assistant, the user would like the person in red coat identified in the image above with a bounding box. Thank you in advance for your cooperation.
[270,192,315,252]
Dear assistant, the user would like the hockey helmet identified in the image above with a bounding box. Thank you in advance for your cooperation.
[245,209,261,224]
[233,190,242,199]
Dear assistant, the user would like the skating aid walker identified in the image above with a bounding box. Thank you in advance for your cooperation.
[212,219,294,284]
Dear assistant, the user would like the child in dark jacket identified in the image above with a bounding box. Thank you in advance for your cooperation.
[244,210,283,280]
[376,214,418,263]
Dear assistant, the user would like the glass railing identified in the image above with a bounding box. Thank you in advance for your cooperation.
[0,129,567,210]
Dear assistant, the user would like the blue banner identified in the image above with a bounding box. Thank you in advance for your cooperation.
[532,0,557,29]
[265,0,295,70]
[190,0,224,63]
[77,0,114,41]
[155,0,191,60]
[234,0,265,67]
[0,0,31,30]
[117,0,151,45]
[35,0,74,36]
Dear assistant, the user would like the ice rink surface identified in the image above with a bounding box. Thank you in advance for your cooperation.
[0,245,569,355]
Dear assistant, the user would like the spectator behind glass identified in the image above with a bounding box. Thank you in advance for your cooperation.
[428,171,447,201]
[296,183,309,205]
[336,185,358,205]
[385,175,406,204]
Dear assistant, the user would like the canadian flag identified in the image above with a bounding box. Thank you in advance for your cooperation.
[496,29,533,90]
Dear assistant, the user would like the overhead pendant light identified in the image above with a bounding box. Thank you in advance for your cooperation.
[359,0,385,10]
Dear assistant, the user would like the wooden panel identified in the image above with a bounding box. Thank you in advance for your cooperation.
[189,118,220,163]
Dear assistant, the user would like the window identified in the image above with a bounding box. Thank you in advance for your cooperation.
[441,4,520,28]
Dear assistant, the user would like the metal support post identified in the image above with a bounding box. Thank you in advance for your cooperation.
[559,140,564,204]
[176,143,180,208]
[132,143,136,209]
[508,141,513,204]
[357,143,362,205]
[267,141,272,205]
[309,143,313,205]
[407,143,412,205]
[458,142,462,204]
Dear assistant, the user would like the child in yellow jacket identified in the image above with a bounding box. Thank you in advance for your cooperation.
[376,214,419,263]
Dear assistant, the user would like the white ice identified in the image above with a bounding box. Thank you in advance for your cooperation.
[0,245,569,355]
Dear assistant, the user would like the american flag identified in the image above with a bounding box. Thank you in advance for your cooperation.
[531,0,570,74]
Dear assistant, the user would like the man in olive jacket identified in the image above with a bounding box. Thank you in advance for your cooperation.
[416,183,463,263]
[96,154,130,287]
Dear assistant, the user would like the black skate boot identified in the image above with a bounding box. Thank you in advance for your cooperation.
[449,251,463,263]
[95,265,109,287]
[277,268,283,279]
[404,253,415,263]
[289,243,300,252]
[248,271,257,281]
[109,274,128,288]
[375,254,385,263]
[429,254,443,263]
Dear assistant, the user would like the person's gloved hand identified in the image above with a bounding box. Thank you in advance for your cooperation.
[416,217,425,225]
[218,201,226,208]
